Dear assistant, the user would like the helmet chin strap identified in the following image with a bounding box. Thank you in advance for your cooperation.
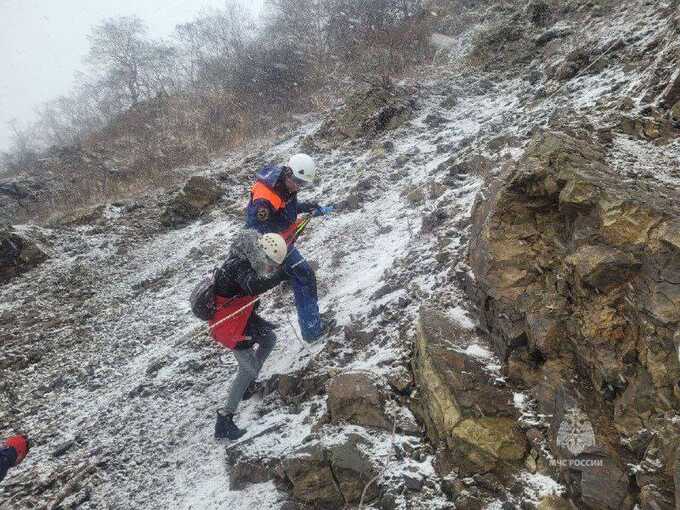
[263,255,279,272]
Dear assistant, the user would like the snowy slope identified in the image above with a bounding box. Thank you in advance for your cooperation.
[0,75,493,509]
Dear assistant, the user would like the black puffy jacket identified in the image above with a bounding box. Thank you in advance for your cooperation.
[214,254,285,299]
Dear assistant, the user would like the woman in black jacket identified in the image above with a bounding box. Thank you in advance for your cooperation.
[211,230,288,440]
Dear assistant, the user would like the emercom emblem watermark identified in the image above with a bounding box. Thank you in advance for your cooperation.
[551,407,603,467]
[557,407,596,455]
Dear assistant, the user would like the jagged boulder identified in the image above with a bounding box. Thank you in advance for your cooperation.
[281,434,379,508]
[438,154,492,183]
[326,437,379,503]
[467,128,680,508]
[565,245,641,291]
[160,176,222,228]
[327,371,390,429]
[412,308,528,479]
[228,455,279,490]
[549,47,590,81]
[468,18,528,69]
[282,444,344,508]
[1,229,48,284]
[0,178,49,225]
[619,113,674,142]
[0,181,33,201]
[55,205,106,226]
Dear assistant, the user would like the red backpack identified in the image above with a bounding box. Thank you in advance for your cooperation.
[189,269,256,350]
[209,295,256,349]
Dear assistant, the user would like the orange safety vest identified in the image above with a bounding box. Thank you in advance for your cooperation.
[251,181,284,210]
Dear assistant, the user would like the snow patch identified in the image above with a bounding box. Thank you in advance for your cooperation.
[519,472,565,502]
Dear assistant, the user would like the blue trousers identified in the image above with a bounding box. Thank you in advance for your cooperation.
[0,446,16,482]
[283,247,322,341]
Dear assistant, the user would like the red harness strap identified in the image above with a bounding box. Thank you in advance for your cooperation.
[281,219,303,245]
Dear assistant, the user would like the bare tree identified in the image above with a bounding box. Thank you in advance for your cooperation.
[266,0,329,71]
[1,119,39,175]
[142,43,180,97]
[2,0,432,179]
[174,5,252,92]
[85,17,150,106]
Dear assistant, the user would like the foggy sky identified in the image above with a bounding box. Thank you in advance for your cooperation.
[0,0,265,152]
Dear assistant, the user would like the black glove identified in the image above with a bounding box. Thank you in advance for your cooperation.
[251,313,278,332]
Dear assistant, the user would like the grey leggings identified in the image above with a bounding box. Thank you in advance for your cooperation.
[224,318,276,415]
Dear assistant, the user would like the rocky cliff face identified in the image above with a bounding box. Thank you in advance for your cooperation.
[414,308,528,475]
[464,127,680,509]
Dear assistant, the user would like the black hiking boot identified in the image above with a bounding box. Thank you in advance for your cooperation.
[214,411,246,441]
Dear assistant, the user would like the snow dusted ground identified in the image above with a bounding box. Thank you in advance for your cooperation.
[2,1,680,508]
[608,135,680,186]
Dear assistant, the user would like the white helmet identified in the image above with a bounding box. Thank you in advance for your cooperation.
[287,153,316,184]
[258,233,287,265]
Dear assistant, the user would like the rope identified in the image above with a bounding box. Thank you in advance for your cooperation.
[287,313,305,349]
[207,296,262,331]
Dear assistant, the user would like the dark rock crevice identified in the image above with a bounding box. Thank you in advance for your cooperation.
[326,454,349,508]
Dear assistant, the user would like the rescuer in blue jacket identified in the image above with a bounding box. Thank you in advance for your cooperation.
[245,153,335,342]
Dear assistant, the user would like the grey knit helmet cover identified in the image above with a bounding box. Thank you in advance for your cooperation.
[230,229,272,276]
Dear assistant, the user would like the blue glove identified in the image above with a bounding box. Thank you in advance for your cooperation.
[313,206,334,217]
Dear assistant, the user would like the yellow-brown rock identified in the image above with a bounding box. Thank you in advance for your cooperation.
[466,128,680,508]
[413,307,527,478]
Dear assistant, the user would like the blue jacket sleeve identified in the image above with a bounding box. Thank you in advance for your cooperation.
[297,201,319,214]
[0,446,17,482]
